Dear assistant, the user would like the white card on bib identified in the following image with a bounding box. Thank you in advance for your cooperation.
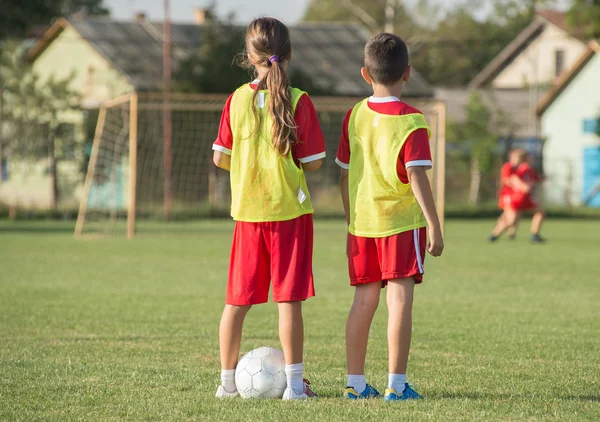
[258,92,265,109]
[297,188,307,204]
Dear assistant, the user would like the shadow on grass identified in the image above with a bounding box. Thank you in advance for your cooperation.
[431,392,600,402]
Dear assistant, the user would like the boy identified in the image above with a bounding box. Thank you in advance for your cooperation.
[489,149,527,242]
[513,153,546,243]
[336,33,444,401]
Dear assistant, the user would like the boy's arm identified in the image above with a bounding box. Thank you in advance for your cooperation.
[408,167,444,257]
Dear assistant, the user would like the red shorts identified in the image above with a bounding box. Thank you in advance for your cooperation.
[499,193,514,210]
[348,227,427,287]
[226,214,315,305]
[512,193,538,211]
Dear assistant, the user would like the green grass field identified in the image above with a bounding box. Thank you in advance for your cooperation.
[1,219,599,421]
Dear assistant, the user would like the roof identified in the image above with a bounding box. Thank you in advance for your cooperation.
[436,88,548,138]
[28,18,433,97]
[470,10,581,88]
[537,40,600,115]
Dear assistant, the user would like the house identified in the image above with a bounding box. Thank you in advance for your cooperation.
[0,14,436,209]
[471,10,587,89]
[537,41,600,207]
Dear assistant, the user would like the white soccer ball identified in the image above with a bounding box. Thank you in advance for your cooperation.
[235,346,287,399]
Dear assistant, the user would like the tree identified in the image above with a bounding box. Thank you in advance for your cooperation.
[567,0,600,39]
[448,91,498,205]
[0,44,80,209]
[1,0,109,40]
[303,0,418,35]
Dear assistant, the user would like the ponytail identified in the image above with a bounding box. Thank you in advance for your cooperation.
[244,18,298,156]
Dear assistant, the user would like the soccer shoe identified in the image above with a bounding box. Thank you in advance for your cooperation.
[531,233,547,243]
[215,385,239,398]
[343,383,381,399]
[384,383,423,401]
[282,379,317,400]
[488,235,499,243]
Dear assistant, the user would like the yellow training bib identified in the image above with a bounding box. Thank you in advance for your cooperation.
[348,99,430,237]
[229,84,313,222]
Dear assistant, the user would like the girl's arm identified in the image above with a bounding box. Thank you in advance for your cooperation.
[302,160,323,172]
[213,151,231,171]
[340,168,350,225]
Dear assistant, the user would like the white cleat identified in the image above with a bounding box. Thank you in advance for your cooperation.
[282,387,308,400]
[215,385,239,398]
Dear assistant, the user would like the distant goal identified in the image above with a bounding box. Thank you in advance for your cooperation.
[74,93,445,237]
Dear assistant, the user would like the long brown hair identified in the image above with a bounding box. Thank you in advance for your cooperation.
[243,18,297,156]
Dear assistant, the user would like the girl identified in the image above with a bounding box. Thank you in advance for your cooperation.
[212,17,326,400]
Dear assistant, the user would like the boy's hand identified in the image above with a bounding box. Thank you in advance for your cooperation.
[427,227,444,257]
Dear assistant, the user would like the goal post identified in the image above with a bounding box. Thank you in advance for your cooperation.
[74,93,446,237]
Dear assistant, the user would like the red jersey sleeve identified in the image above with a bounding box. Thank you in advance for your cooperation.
[293,94,326,163]
[213,94,234,155]
[335,109,353,169]
[399,128,432,170]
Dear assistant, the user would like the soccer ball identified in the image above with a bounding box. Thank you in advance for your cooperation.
[235,346,287,399]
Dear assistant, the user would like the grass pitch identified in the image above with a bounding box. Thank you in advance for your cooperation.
[1,219,599,421]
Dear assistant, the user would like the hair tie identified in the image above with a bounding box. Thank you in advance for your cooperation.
[269,55,280,63]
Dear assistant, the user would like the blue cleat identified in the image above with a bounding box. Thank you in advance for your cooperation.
[343,384,381,399]
[384,383,423,401]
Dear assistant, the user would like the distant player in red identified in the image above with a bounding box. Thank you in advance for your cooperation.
[489,149,526,241]
[512,154,546,243]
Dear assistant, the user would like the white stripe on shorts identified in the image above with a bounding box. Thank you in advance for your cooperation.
[414,229,424,274]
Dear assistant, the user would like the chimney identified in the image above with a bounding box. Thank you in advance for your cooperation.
[134,12,147,23]
[194,8,211,25]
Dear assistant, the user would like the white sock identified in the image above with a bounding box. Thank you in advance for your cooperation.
[221,369,236,392]
[285,363,304,394]
[388,373,406,394]
[347,374,366,394]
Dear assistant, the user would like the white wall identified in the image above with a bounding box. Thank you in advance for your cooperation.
[541,53,600,206]
[493,24,586,89]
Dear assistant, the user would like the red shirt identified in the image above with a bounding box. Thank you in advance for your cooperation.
[335,97,432,184]
[499,162,516,196]
[213,82,326,165]
[516,163,540,185]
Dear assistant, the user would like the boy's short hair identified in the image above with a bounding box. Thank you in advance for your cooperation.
[364,33,409,85]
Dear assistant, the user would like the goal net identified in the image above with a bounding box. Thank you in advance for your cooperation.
[75,93,445,237]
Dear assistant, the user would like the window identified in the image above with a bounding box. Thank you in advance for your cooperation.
[583,118,599,135]
[555,49,565,77]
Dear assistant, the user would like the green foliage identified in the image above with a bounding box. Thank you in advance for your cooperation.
[303,0,556,87]
[0,0,109,40]
[1,219,600,420]
[174,12,334,95]
[567,0,600,39]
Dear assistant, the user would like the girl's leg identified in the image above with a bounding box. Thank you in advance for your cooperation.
[278,301,304,365]
[217,304,251,396]
[386,277,415,393]
[279,301,308,398]
[346,282,381,382]
[490,211,508,239]
[507,211,521,239]
[219,304,251,369]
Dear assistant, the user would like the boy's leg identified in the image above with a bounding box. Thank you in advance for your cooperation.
[490,211,507,240]
[346,282,381,393]
[386,277,415,393]
[530,208,546,242]
[507,211,521,239]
